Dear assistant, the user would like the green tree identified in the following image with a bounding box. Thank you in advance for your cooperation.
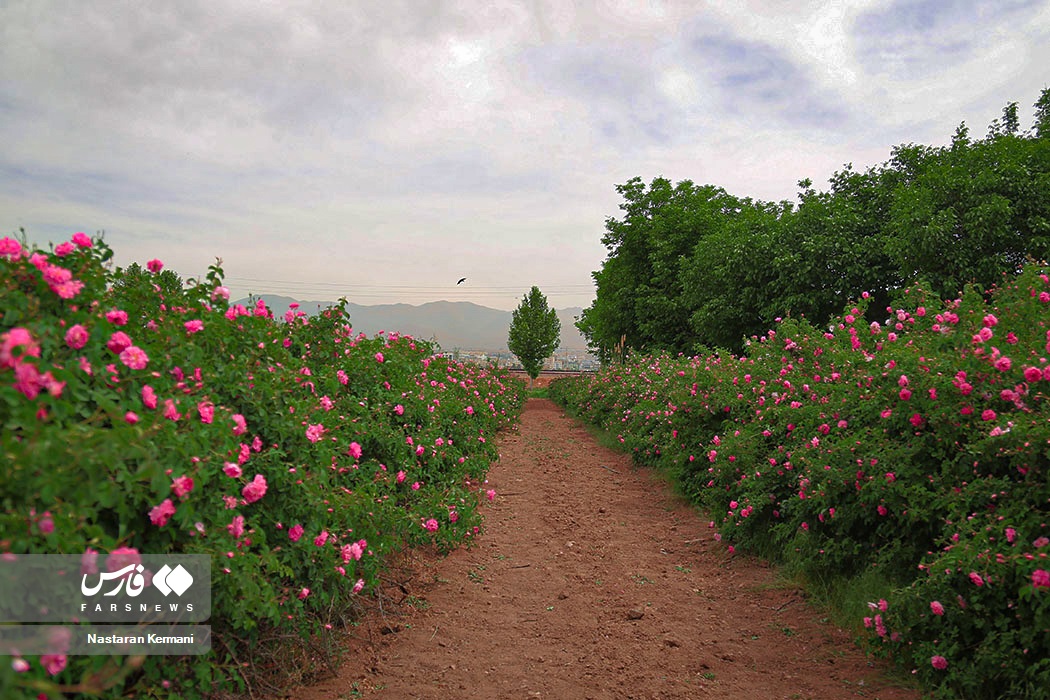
[508,286,560,383]
[578,176,741,358]
[1034,87,1050,138]
[580,90,1050,360]
[682,197,785,352]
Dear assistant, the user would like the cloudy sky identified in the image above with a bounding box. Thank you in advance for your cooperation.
[2,1,1048,310]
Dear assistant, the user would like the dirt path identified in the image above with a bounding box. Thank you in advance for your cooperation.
[288,399,921,699]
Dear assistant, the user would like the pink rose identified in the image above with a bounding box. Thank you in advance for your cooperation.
[106,546,141,572]
[65,324,89,350]
[341,542,364,562]
[38,513,54,535]
[0,236,23,260]
[120,345,149,370]
[149,499,176,527]
[163,399,181,421]
[141,385,158,409]
[242,474,267,504]
[306,424,325,443]
[105,309,129,325]
[106,331,132,354]
[41,654,67,676]
[171,475,194,500]
[227,515,245,539]
[289,524,304,542]
[1,327,39,368]
[80,548,99,575]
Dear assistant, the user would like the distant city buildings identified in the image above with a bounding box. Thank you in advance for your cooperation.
[437,348,598,371]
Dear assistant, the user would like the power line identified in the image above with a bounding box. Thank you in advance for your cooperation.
[224,276,594,291]
[222,276,596,304]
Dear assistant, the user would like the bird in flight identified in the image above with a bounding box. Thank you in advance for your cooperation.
[457,277,467,285]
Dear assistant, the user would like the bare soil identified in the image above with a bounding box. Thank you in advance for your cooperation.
[281,399,921,700]
[504,371,582,388]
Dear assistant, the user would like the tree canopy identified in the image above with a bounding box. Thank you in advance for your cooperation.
[508,286,560,380]
[579,89,1050,359]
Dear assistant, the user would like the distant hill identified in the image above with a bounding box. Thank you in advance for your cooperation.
[233,295,590,353]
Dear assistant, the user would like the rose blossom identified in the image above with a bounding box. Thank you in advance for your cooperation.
[149,499,176,527]
[242,474,267,504]
[133,388,155,413]
[106,331,132,354]
[105,309,129,325]
[106,546,141,571]
[227,515,245,539]
[65,324,89,350]
[171,475,194,500]
[120,345,149,370]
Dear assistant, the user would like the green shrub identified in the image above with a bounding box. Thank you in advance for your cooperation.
[0,232,525,697]
[552,266,1050,699]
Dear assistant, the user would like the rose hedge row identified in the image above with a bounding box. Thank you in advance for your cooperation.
[0,233,525,698]
[550,266,1049,700]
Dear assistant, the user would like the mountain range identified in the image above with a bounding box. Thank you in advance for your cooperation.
[233,295,591,354]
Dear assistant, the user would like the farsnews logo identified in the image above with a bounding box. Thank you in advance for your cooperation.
[151,564,194,596]
[0,554,209,623]
[80,563,196,614]
[81,563,194,598]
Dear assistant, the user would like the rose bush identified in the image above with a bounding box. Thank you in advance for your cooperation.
[0,232,524,697]
[551,266,1050,700]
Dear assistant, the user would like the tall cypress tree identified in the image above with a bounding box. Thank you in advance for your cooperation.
[508,286,560,384]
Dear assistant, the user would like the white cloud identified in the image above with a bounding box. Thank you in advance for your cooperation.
[1,0,1048,310]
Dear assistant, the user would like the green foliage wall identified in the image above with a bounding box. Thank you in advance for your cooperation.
[580,89,1050,359]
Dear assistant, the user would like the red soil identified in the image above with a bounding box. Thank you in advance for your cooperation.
[274,399,921,699]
